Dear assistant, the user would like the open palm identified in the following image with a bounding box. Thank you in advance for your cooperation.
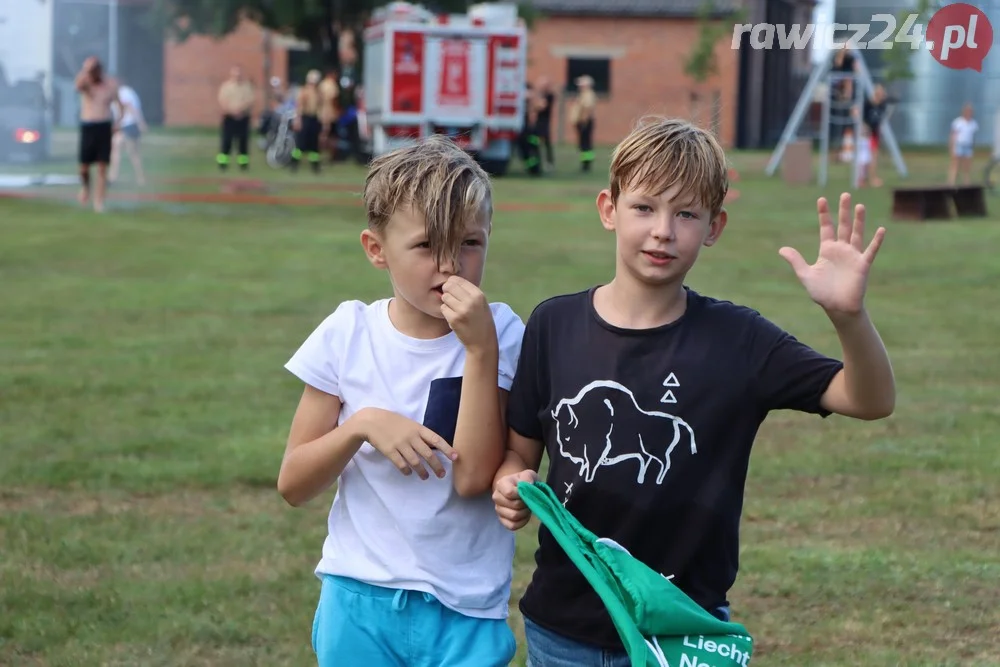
[779,193,886,316]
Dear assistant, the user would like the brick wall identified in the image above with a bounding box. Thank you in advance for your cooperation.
[163,18,289,126]
[526,16,739,148]
[161,14,738,144]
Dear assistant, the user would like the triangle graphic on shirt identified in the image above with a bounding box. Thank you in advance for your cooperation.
[660,390,677,404]
[662,372,680,387]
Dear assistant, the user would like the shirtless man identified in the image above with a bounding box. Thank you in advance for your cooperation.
[75,57,122,212]
[318,69,339,162]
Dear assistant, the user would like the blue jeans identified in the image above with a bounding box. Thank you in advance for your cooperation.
[312,575,516,667]
[524,606,731,667]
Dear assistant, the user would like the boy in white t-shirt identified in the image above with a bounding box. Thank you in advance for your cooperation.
[949,103,978,186]
[279,134,524,666]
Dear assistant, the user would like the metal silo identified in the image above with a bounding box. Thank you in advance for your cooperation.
[834,0,1000,147]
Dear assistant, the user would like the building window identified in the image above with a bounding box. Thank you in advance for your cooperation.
[565,57,610,94]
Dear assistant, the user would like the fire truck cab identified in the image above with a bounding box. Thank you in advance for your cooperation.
[359,1,528,176]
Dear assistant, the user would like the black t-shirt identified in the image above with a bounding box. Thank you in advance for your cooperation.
[863,98,888,136]
[507,287,844,649]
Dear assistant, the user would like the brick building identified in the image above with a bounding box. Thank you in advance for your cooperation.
[525,0,743,148]
[163,19,293,126]
[526,0,816,150]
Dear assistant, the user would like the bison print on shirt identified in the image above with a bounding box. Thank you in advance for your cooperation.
[551,380,697,486]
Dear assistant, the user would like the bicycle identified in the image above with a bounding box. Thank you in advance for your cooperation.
[265,108,298,169]
[985,155,999,195]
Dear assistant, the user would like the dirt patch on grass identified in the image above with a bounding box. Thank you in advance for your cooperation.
[0,188,574,212]
[2,485,318,588]
[0,486,279,517]
[161,176,363,193]
[8,547,304,588]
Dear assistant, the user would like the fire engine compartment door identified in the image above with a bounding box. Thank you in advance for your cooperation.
[423,34,487,124]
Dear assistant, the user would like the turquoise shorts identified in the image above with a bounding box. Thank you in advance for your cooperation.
[312,574,517,667]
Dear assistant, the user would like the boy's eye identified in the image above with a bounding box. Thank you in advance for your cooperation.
[463,239,481,246]
[678,211,698,220]
[634,205,653,213]
[415,242,430,249]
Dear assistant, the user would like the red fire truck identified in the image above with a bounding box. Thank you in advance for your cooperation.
[358,1,528,176]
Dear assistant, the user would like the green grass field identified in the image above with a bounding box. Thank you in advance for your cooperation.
[2,131,999,666]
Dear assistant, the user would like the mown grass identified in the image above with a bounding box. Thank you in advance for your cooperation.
[2,133,998,666]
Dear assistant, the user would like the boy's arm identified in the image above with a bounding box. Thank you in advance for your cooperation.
[775,193,895,420]
[280,301,366,505]
[440,279,523,497]
[450,346,507,497]
[277,385,368,506]
[495,429,544,480]
[494,305,545,481]
[491,430,544,531]
[819,310,895,420]
[490,305,547,530]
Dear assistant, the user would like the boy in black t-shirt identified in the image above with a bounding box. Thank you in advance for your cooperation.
[492,116,896,666]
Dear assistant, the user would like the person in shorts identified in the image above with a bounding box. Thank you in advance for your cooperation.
[109,77,148,186]
[279,135,524,667]
[492,117,896,666]
[948,103,978,186]
[74,57,122,212]
[861,83,888,187]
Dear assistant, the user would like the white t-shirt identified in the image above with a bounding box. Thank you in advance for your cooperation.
[116,85,142,127]
[951,117,978,147]
[285,298,525,620]
[856,130,871,165]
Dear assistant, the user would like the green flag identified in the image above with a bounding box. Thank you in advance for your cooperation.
[518,480,754,667]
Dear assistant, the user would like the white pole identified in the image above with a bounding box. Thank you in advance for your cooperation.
[819,73,832,187]
[994,108,1000,160]
[852,68,863,189]
[109,0,118,74]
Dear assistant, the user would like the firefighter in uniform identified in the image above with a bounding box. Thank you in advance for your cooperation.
[291,70,323,174]
[570,74,597,172]
[216,66,255,171]
[518,83,542,176]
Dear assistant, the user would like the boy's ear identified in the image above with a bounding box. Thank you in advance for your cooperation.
[597,189,616,231]
[360,229,388,269]
[703,209,728,247]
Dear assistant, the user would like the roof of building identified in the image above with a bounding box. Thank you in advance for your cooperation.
[525,0,745,18]
[526,0,817,19]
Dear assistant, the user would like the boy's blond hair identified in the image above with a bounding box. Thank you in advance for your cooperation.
[609,116,729,215]
[364,134,493,268]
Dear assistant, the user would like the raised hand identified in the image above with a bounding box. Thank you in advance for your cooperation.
[362,408,457,480]
[440,276,497,353]
[492,469,539,531]
[778,193,886,317]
